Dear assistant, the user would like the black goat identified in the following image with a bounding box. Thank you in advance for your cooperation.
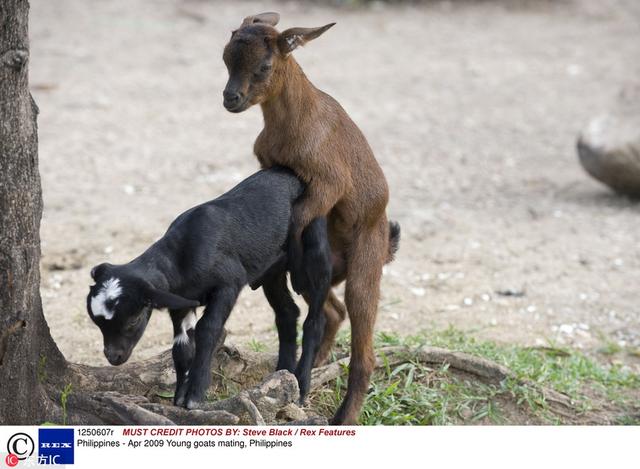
[86,167,331,409]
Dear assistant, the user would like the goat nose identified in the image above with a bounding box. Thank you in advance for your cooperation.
[223,90,241,105]
[104,348,124,365]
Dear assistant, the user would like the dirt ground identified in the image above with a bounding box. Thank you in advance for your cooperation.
[30,0,640,371]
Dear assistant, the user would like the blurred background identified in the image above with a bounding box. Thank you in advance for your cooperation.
[31,0,640,373]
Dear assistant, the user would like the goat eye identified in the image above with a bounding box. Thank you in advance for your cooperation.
[253,65,272,81]
[127,314,143,330]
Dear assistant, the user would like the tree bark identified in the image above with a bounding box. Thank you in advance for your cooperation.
[0,0,67,424]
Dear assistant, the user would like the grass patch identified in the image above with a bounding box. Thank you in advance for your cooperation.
[247,339,267,353]
[60,383,72,425]
[155,390,175,400]
[309,327,640,425]
[598,340,622,357]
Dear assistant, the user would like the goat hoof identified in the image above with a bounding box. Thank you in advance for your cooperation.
[329,405,350,425]
[184,388,204,410]
[185,399,201,410]
[329,412,357,426]
[297,385,308,405]
[313,354,329,368]
[174,383,188,407]
[329,415,343,425]
[174,395,185,407]
[275,360,296,373]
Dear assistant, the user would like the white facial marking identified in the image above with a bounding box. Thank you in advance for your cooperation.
[90,277,122,320]
[174,311,197,345]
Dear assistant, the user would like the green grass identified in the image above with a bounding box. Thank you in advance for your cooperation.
[309,327,640,425]
[155,390,175,399]
[616,414,640,425]
[43,383,74,426]
[598,340,623,357]
[60,383,72,426]
[247,338,267,353]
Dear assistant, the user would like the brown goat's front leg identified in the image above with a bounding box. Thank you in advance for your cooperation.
[289,178,344,293]
[331,219,388,425]
[292,178,344,235]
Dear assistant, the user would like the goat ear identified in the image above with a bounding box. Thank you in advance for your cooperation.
[277,23,335,55]
[241,11,280,28]
[90,263,113,280]
[146,288,200,310]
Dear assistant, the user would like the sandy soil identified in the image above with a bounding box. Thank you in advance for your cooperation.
[30,0,640,370]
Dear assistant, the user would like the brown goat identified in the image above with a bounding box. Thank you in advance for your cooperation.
[222,12,400,424]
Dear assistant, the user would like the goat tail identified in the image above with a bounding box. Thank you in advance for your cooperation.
[386,220,401,264]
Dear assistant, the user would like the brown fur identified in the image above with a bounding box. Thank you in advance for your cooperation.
[223,13,397,424]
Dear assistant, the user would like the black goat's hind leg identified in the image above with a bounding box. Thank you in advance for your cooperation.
[289,217,331,294]
[183,285,240,410]
[262,271,300,373]
[296,218,332,403]
[170,308,197,407]
[287,243,307,294]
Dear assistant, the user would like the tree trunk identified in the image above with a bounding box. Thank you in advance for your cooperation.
[0,0,67,424]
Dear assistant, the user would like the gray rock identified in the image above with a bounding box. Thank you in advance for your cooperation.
[200,369,301,424]
[276,403,308,422]
[247,369,301,423]
[577,85,640,197]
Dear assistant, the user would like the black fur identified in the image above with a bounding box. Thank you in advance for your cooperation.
[86,167,331,408]
[388,221,401,261]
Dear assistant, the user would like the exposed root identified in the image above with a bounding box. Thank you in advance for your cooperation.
[238,391,265,425]
[139,403,239,425]
[66,392,174,425]
[58,340,580,425]
[310,344,578,422]
[413,345,512,381]
[62,356,303,425]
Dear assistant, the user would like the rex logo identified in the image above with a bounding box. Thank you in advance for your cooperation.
[38,429,74,465]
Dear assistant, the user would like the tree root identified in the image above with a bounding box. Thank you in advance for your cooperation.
[310,344,576,421]
[59,340,304,425]
[54,339,578,425]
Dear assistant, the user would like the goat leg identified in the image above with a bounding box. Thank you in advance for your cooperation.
[262,271,300,373]
[295,217,332,402]
[170,309,197,407]
[287,231,307,294]
[183,285,240,410]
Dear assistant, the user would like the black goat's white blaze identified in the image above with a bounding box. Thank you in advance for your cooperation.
[174,311,197,345]
[90,277,122,320]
